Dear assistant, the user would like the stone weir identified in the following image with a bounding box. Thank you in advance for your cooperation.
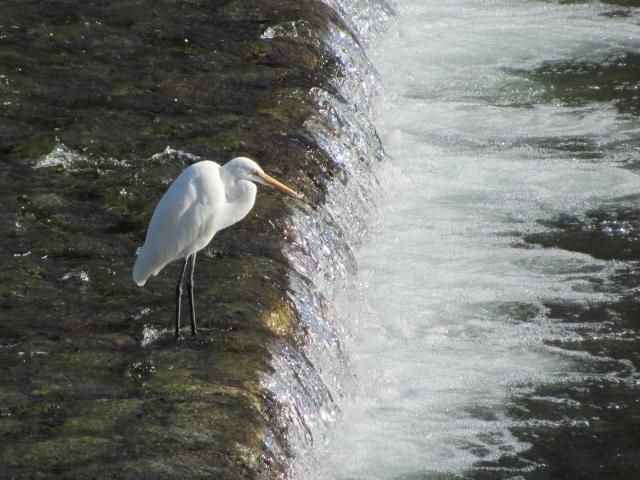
[0,0,389,478]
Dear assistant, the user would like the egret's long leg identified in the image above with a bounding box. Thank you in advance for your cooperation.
[175,257,189,336]
[186,252,197,335]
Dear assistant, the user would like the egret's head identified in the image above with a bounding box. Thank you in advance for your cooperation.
[226,156,302,199]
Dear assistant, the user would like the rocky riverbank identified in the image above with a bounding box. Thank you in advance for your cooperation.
[0,1,388,478]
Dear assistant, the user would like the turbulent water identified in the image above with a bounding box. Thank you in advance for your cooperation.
[287,1,640,479]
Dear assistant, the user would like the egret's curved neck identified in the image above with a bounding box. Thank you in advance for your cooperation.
[219,170,257,229]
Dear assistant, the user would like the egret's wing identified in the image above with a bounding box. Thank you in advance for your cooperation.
[133,162,223,285]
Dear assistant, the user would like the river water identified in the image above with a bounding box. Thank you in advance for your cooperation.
[292,1,640,479]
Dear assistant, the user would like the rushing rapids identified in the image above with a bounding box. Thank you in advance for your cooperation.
[290,1,640,480]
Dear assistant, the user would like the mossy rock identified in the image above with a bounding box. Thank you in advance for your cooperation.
[0,0,358,478]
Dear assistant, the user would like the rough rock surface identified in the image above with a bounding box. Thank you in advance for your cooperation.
[0,0,360,477]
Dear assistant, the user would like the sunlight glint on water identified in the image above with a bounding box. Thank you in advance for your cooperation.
[295,1,640,479]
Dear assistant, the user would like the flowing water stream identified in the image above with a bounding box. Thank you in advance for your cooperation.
[288,1,640,478]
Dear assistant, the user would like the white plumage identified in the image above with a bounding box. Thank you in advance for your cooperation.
[133,156,301,335]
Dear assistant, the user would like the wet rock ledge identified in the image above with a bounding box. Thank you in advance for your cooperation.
[0,1,381,478]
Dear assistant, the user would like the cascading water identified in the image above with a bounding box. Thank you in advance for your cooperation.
[279,1,640,479]
[260,0,392,466]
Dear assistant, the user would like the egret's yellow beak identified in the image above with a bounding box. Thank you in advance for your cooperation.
[258,171,303,200]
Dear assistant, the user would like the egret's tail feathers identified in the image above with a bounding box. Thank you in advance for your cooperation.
[133,245,173,287]
[133,248,154,287]
[132,259,148,287]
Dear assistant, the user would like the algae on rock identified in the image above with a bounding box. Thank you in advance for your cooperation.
[0,0,372,478]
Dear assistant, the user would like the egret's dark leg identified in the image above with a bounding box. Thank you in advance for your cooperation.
[175,257,189,337]
[186,252,197,335]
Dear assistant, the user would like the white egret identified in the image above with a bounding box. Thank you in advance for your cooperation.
[133,156,302,336]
